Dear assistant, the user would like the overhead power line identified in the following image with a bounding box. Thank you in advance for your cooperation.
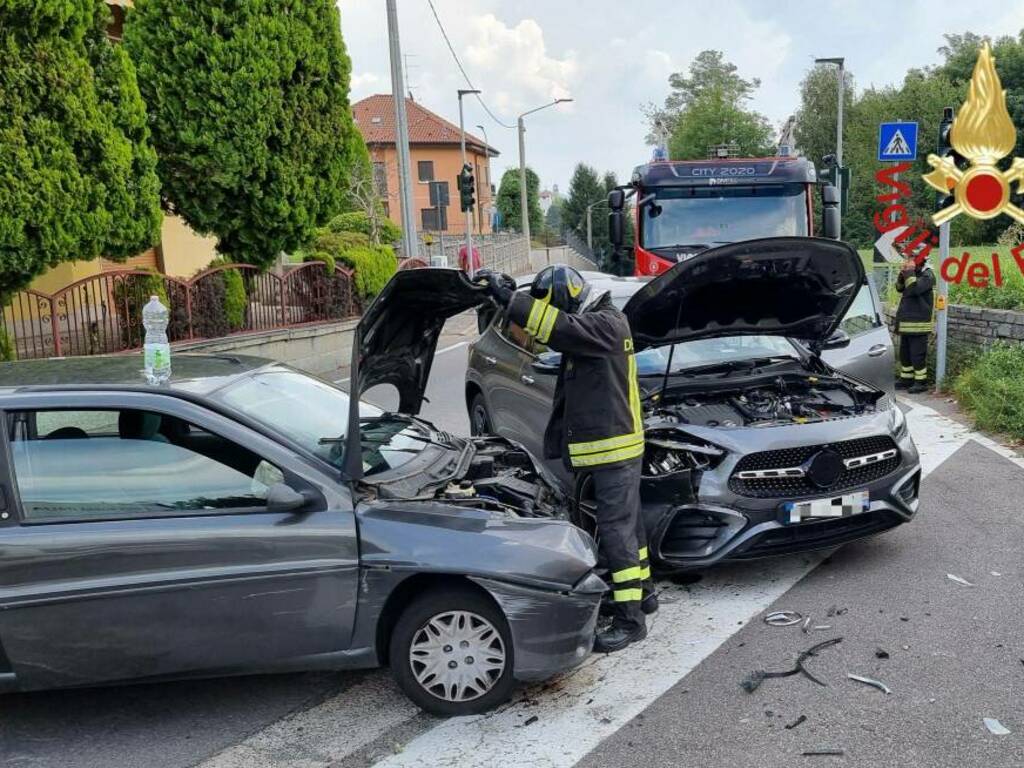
[424,0,515,130]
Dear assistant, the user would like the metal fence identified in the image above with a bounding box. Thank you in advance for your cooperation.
[410,232,532,276]
[3,262,358,361]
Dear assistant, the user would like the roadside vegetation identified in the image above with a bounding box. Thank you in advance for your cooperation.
[953,343,1024,441]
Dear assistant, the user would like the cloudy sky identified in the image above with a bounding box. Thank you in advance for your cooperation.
[338,0,1024,193]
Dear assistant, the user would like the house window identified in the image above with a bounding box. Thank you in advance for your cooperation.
[417,161,435,182]
[372,162,388,196]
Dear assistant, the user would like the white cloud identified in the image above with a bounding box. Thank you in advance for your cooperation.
[350,71,382,92]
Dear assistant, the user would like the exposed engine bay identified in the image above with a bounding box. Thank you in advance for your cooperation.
[649,373,883,428]
[359,435,565,518]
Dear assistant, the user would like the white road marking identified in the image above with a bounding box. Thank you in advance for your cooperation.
[198,675,417,768]
[201,400,1005,768]
[368,400,983,768]
[333,341,469,385]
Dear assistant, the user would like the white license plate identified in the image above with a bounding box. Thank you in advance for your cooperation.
[785,491,869,523]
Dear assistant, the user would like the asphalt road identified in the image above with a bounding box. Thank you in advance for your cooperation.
[3,319,1023,768]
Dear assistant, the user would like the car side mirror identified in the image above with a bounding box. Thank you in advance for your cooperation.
[265,483,308,514]
[822,329,851,350]
[531,350,562,373]
[608,189,625,249]
[822,183,840,240]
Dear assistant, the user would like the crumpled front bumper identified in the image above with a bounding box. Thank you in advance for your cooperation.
[471,573,604,682]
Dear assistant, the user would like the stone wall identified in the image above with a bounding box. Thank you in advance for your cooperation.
[884,305,1024,348]
[174,319,357,377]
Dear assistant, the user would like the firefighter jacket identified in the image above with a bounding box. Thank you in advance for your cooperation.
[895,262,936,335]
[507,291,644,471]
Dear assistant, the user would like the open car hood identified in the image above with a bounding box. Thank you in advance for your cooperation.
[622,237,864,350]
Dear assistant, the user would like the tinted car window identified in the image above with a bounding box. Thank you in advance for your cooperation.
[839,284,879,337]
[9,409,281,523]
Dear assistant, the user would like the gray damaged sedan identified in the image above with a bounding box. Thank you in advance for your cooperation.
[466,237,922,573]
[0,269,603,715]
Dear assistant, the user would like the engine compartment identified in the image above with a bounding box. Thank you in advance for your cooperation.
[650,373,882,428]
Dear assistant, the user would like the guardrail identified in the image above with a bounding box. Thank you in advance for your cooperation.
[2,262,358,361]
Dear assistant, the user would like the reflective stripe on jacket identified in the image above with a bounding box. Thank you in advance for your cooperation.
[507,292,644,470]
[895,264,935,335]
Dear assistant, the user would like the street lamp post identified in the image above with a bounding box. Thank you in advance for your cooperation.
[517,98,572,246]
[476,124,490,234]
[458,89,480,271]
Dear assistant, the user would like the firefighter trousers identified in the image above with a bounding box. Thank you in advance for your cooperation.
[589,459,648,632]
[898,333,929,383]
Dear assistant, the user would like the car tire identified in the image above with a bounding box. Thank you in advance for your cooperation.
[469,392,492,436]
[389,586,515,716]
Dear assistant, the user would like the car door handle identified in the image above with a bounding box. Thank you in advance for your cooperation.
[867,344,887,357]
[483,355,497,365]
[520,375,535,385]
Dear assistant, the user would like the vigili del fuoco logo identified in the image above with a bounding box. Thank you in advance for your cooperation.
[924,42,1024,225]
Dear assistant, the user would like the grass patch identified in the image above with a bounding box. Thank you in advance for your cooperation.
[953,342,1024,440]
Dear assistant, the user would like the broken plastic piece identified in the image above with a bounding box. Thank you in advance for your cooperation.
[802,616,812,633]
[848,673,891,694]
[802,749,844,756]
[522,715,539,727]
[947,573,974,587]
[812,624,832,631]
[875,648,890,659]
[984,718,1010,736]
[764,610,803,627]
[785,714,807,730]
[740,638,843,693]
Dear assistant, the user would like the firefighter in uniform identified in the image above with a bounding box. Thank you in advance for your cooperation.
[895,255,935,394]
[478,265,654,653]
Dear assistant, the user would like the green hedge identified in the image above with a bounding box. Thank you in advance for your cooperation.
[298,227,396,299]
[205,258,247,330]
[0,327,14,362]
[327,211,401,244]
[953,342,1024,439]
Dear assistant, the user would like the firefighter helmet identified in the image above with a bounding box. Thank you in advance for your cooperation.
[529,264,592,315]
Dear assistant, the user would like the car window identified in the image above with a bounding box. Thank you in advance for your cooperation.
[8,409,283,523]
[839,284,880,337]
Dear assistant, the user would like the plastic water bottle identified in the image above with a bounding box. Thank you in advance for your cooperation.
[142,295,171,384]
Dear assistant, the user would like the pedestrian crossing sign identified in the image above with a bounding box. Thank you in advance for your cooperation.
[878,122,918,161]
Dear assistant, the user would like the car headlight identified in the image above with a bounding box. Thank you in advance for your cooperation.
[890,403,907,438]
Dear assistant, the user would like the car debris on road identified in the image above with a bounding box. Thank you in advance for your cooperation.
[984,718,1011,735]
[740,637,843,692]
[847,673,892,695]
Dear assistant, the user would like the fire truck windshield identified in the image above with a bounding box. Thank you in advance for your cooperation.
[640,183,808,252]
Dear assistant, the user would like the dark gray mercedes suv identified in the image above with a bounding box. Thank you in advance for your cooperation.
[465,238,921,573]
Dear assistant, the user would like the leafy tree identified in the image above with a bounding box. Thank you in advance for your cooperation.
[124,0,358,268]
[495,168,542,235]
[544,197,565,233]
[646,50,774,159]
[793,64,856,173]
[562,163,604,243]
[0,0,162,298]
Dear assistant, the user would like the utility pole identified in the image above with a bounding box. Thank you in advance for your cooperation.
[517,98,573,245]
[585,199,606,252]
[385,0,418,260]
[458,89,480,273]
[935,221,950,388]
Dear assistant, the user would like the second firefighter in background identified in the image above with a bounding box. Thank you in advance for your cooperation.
[479,265,655,654]
[895,255,936,394]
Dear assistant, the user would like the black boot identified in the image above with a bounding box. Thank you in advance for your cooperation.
[908,381,928,394]
[895,378,913,390]
[642,589,659,615]
[594,620,647,654]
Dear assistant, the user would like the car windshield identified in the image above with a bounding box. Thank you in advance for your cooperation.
[634,336,799,375]
[640,184,808,249]
[215,369,431,475]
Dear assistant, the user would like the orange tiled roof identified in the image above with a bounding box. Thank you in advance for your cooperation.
[353,94,497,156]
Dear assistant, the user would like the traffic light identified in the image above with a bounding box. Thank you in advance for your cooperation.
[457,163,475,212]
[926,107,965,211]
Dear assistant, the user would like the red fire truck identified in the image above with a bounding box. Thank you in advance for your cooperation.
[608,156,840,276]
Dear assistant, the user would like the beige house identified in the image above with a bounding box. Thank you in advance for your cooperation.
[353,95,499,236]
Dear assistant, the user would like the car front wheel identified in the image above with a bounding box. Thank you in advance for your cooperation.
[389,586,515,716]
[469,392,492,436]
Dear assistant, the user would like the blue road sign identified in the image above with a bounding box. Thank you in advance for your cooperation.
[878,122,918,161]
